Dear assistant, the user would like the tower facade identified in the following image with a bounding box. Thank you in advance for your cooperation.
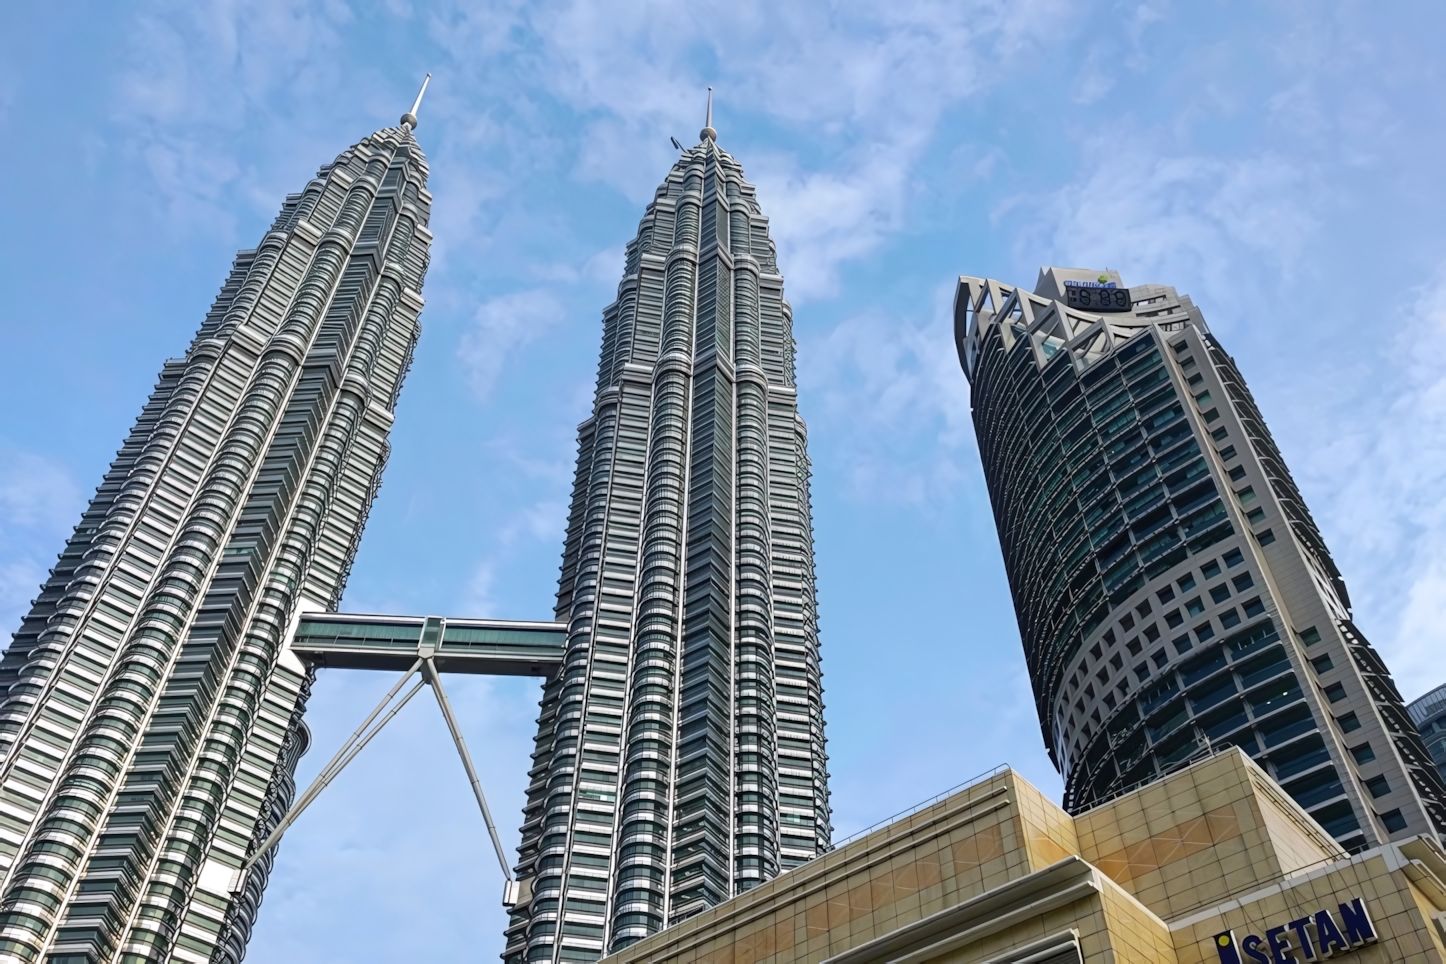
[0,120,431,961]
[956,267,1446,852]
[503,128,829,963]
[1408,684,1446,785]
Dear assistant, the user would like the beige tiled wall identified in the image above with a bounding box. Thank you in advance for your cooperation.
[600,750,1443,964]
[605,772,1038,964]
[1170,854,1446,963]
[1074,750,1342,921]
[1009,772,1080,872]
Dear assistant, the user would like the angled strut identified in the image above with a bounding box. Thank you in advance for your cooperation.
[236,659,426,880]
[424,657,512,881]
[233,652,516,896]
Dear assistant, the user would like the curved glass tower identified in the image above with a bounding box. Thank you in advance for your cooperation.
[0,117,431,961]
[503,124,829,964]
[1409,685,1446,785]
[957,267,1446,852]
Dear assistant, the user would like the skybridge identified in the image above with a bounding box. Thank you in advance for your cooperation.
[234,611,568,904]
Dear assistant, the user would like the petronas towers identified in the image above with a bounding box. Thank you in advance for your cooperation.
[0,117,431,960]
[0,99,826,962]
[504,124,829,963]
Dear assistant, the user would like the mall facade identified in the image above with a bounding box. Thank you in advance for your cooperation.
[594,748,1446,963]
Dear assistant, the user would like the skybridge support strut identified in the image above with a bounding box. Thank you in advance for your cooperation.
[423,657,513,885]
[234,625,521,903]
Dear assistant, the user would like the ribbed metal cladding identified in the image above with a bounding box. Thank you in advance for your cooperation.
[504,134,829,964]
[0,124,431,962]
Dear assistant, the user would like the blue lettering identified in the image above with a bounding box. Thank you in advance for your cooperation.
[1314,908,1349,957]
[1210,898,1373,962]
[1339,898,1377,946]
[1213,931,1243,964]
[1266,924,1298,963]
[1286,917,1315,961]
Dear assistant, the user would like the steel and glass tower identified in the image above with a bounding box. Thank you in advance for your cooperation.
[1409,685,1446,785]
[502,113,830,964]
[957,267,1446,852]
[0,106,432,961]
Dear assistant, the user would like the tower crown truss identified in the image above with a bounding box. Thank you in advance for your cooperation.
[504,134,830,963]
[957,267,1446,855]
[0,121,432,962]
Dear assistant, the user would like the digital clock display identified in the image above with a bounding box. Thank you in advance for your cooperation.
[1064,282,1132,313]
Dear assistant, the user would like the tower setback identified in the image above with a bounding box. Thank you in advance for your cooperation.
[0,119,431,962]
[503,127,830,964]
[956,267,1446,853]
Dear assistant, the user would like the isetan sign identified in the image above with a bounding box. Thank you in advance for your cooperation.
[1213,897,1378,962]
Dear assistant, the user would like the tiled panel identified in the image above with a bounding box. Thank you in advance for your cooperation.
[600,750,1446,964]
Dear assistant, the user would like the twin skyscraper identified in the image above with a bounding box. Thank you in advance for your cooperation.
[506,112,829,959]
[0,97,825,963]
[0,91,1438,964]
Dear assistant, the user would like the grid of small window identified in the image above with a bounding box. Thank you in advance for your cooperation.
[970,327,1237,762]
[1063,616,1350,834]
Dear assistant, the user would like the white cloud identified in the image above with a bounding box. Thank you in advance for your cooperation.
[457,289,566,400]
[526,245,625,287]
[750,151,912,303]
[459,500,566,617]
[799,282,975,504]
[1012,140,1320,300]
[111,0,1077,303]
[460,560,498,618]
[1303,266,1446,697]
[498,500,567,546]
[114,0,358,233]
[512,0,1069,298]
[121,0,351,128]
[0,450,82,636]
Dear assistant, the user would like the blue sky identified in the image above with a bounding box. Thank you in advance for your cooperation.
[4,1,1446,960]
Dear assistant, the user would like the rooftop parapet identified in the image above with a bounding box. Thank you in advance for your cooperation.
[598,748,1446,964]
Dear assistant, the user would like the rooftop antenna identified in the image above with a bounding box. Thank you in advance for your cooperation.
[401,73,431,130]
[700,86,716,142]
[671,136,684,150]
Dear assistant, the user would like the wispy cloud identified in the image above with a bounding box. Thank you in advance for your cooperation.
[460,499,566,617]
[1304,266,1446,696]
[457,289,567,401]
[115,0,358,233]
[0,449,82,635]
[459,560,498,618]
[1011,140,1321,303]
[800,282,975,504]
[113,0,1076,305]
[414,0,1075,299]
[522,0,1068,299]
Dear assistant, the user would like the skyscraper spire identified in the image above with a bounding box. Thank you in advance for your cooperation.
[503,125,829,964]
[0,115,432,962]
[700,86,716,142]
[401,72,431,130]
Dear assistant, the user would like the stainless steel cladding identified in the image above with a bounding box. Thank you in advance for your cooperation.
[503,131,829,964]
[0,122,431,962]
